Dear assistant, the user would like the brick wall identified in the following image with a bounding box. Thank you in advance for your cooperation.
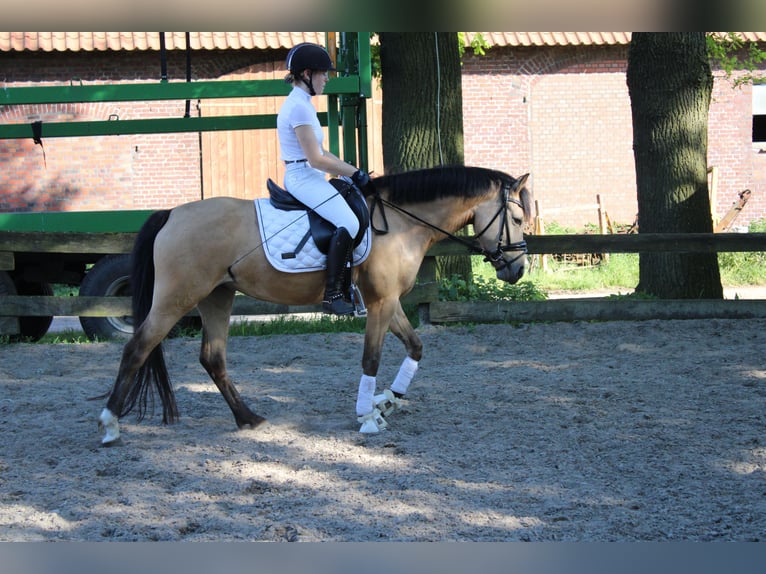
[2,44,765,232]
[462,45,766,229]
[0,49,278,213]
[0,101,199,211]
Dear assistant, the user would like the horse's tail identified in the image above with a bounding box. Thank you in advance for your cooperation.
[122,209,178,424]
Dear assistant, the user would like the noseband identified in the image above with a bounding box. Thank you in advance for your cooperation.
[370,181,528,267]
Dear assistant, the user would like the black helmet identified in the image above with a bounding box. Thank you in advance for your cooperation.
[286,43,336,73]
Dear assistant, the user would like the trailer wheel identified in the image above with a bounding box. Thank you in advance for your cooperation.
[79,255,134,340]
[0,271,17,297]
[0,271,20,339]
[14,280,54,341]
[78,255,201,341]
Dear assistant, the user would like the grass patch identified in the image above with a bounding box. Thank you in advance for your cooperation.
[228,314,369,337]
[522,253,639,292]
[717,219,766,285]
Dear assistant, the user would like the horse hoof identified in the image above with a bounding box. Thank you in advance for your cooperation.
[358,408,387,433]
[237,414,267,430]
[99,408,121,445]
[373,389,402,418]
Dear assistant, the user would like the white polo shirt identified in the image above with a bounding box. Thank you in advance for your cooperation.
[277,87,324,162]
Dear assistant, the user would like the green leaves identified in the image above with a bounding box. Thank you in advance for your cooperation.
[438,274,547,302]
[707,32,766,86]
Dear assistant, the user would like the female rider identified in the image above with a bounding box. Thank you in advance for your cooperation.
[277,42,370,315]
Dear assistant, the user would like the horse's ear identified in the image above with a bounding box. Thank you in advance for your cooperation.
[511,173,530,192]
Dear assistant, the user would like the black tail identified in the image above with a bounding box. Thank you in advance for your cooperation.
[122,209,178,424]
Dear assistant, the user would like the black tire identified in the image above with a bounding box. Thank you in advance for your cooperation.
[0,271,19,338]
[79,254,135,341]
[13,280,54,341]
[78,255,201,341]
[0,271,17,297]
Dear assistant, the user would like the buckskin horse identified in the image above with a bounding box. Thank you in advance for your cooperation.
[97,165,532,444]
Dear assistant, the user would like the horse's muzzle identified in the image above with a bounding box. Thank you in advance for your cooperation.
[494,253,526,284]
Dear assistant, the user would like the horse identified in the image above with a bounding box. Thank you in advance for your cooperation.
[97,165,533,444]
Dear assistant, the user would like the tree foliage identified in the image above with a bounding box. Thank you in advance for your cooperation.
[707,32,766,86]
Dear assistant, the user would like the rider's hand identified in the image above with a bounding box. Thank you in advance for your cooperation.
[351,169,371,191]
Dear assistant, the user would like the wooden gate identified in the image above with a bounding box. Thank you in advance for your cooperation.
[199,62,297,200]
[200,64,383,201]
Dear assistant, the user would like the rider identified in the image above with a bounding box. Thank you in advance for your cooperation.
[277,42,370,316]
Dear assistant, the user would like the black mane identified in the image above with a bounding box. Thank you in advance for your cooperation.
[371,165,514,205]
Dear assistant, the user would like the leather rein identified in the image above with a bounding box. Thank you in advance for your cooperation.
[368,181,528,270]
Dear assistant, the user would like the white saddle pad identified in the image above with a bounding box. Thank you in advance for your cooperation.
[254,198,372,273]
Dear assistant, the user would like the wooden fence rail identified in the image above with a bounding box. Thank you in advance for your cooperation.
[4,231,766,257]
[420,232,766,323]
[2,231,766,325]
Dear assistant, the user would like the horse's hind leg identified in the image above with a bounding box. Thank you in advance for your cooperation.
[197,286,266,430]
[100,311,181,444]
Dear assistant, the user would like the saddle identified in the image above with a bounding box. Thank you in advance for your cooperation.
[266,177,370,256]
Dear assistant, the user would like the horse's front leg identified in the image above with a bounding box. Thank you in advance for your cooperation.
[379,299,422,401]
[362,299,422,426]
[356,297,418,433]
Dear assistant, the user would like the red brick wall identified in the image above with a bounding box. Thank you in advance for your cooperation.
[2,44,765,232]
[462,45,766,229]
[0,49,279,213]
[708,75,766,225]
[0,102,198,211]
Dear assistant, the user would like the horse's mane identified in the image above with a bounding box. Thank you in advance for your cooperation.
[371,165,515,205]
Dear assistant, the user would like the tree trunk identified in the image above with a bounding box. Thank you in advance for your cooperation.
[379,32,470,280]
[627,32,723,299]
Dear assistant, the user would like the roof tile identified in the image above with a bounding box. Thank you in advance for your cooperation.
[0,32,328,52]
[1,32,764,53]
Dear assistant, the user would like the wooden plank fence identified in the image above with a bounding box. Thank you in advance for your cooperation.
[2,231,766,325]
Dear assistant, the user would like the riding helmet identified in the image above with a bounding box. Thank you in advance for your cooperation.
[286,43,336,73]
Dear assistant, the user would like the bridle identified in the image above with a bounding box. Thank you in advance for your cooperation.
[474,181,528,272]
[369,180,528,270]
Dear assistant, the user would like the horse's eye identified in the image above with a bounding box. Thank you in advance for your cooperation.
[512,217,523,226]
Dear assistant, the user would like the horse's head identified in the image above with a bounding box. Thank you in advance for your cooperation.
[473,173,532,284]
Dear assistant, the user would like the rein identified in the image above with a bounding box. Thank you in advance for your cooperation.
[369,182,528,268]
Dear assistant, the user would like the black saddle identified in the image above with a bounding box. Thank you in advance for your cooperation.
[266,177,370,256]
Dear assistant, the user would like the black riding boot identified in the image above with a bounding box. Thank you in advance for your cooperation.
[322,227,355,316]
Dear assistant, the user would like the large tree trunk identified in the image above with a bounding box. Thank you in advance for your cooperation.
[627,32,723,299]
[379,32,470,280]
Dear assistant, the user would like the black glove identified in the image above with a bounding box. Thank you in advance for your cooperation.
[351,169,371,190]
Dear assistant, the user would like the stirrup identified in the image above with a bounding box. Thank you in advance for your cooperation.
[349,282,367,317]
[373,389,402,418]
[322,292,355,316]
[357,408,388,433]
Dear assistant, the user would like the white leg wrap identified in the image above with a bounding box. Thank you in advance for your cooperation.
[99,408,120,444]
[390,356,418,396]
[356,374,377,417]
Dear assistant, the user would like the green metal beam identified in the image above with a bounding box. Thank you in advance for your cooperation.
[0,77,360,106]
[356,33,373,98]
[0,33,372,167]
[0,210,155,233]
[0,112,330,139]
